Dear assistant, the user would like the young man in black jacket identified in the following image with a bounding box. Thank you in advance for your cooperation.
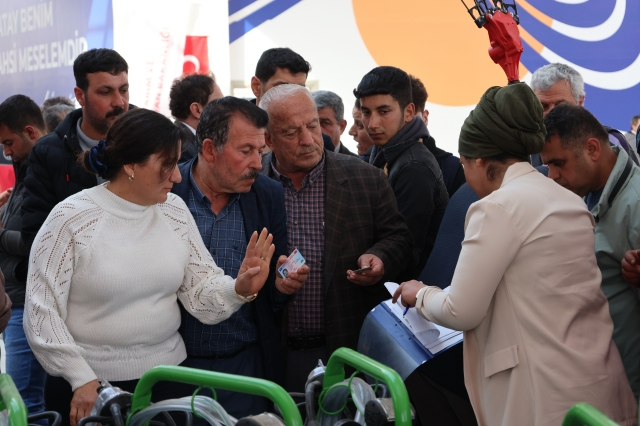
[0,94,47,418]
[22,48,129,248]
[354,66,449,278]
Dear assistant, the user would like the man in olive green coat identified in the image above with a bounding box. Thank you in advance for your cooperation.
[541,103,640,399]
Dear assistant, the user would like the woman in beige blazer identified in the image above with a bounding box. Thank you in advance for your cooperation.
[394,84,637,426]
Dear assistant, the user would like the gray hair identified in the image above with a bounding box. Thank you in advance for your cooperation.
[258,84,314,114]
[530,63,585,103]
[43,104,75,133]
[311,90,344,122]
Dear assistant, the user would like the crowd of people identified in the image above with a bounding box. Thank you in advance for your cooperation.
[0,45,638,426]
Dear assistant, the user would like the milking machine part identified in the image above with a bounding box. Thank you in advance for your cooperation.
[364,398,415,426]
[236,413,287,426]
[0,374,28,426]
[321,348,413,426]
[128,365,302,426]
[306,360,327,388]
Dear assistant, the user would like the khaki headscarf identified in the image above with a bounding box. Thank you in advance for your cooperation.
[458,83,546,158]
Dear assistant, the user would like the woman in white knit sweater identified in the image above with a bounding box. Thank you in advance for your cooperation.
[24,108,276,425]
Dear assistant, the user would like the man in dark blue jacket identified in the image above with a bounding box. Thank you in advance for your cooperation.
[22,48,130,249]
[171,97,307,418]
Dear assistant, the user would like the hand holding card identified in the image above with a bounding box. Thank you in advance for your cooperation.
[278,249,306,278]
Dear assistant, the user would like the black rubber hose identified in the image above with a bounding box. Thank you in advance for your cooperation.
[77,415,113,426]
[160,411,178,426]
[27,411,62,426]
[110,403,125,426]
[305,380,322,426]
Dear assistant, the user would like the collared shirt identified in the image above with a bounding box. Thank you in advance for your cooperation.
[270,155,326,336]
[76,119,105,184]
[179,162,256,356]
[181,121,196,135]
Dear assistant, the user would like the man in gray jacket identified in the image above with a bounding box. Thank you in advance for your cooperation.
[0,94,46,418]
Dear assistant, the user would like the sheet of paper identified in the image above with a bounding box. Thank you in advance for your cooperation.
[383,281,463,354]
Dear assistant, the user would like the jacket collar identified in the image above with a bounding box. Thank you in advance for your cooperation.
[591,146,633,220]
[55,108,83,154]
[499,161,537,188]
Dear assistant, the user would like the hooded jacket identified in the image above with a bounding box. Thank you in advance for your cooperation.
[22,108,98,248]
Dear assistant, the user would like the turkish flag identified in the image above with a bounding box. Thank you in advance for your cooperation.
[183,36,209,74]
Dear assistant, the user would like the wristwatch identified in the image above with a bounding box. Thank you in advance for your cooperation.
[235,289,258,302]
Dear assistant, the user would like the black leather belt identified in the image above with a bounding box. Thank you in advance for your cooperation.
[188,343,253,361]
[287,335,326,351]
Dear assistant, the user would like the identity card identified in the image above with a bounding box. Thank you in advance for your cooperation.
[278,248,306,278]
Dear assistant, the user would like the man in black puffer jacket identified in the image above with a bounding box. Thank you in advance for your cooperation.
[22,48,130,248]
[354,66,449,278]
[0,94,47,419]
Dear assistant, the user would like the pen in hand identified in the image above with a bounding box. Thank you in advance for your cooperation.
[403,305,410,317]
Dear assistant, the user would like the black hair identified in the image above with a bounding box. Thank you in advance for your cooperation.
[81,108,181,180]
[354,98,361,109]
[169,73,215,120]
[73,48,129,92]
[353,66,413,110]
[544,104,608,155]
[255,48,311,84]
[0,95,46,134]
[196,96,269,153]
[410,75,428,114]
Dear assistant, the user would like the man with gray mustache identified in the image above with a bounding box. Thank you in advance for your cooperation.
[171,96,308,419]
[259,84,413,392]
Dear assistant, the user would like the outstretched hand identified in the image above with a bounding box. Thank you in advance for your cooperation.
[236,228,275,297]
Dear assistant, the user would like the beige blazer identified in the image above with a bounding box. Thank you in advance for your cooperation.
[416,162,637,426]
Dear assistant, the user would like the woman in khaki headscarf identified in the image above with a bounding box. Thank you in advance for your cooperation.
[394,84,637,426]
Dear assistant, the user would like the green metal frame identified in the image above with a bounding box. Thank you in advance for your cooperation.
[322,348,412,426]
[562,403,619,426]
[128,365,302,426]
[0,374,28,426]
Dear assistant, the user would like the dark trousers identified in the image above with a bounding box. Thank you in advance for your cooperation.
[285,346,328,393]
[181,344,268,420]
[45,371,196,426]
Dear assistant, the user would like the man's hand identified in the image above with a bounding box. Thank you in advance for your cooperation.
[70,380,100,426]
[622,249,640,287]
[275,255,308,295]
[236,228,275,297]
[0,188,13,209]
[347,254,384,286]
[392,280,426,308]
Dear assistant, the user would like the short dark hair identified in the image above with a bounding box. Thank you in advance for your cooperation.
[354,98,361,109]
[0,95,46,134]
[353,66,413,110]
[196,97,269,153]
[169,73,215,120]
[41,96,75,111]
[73,48,129,92]
[255,48,311,84]
[410,75,428,114]
[544,104,608,154]
[81,108,181,180]
[631,115,640,127]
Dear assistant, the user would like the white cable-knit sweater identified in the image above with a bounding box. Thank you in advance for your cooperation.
[24,185,245,390]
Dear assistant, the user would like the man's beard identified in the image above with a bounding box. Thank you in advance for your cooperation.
[84,95,125,136]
